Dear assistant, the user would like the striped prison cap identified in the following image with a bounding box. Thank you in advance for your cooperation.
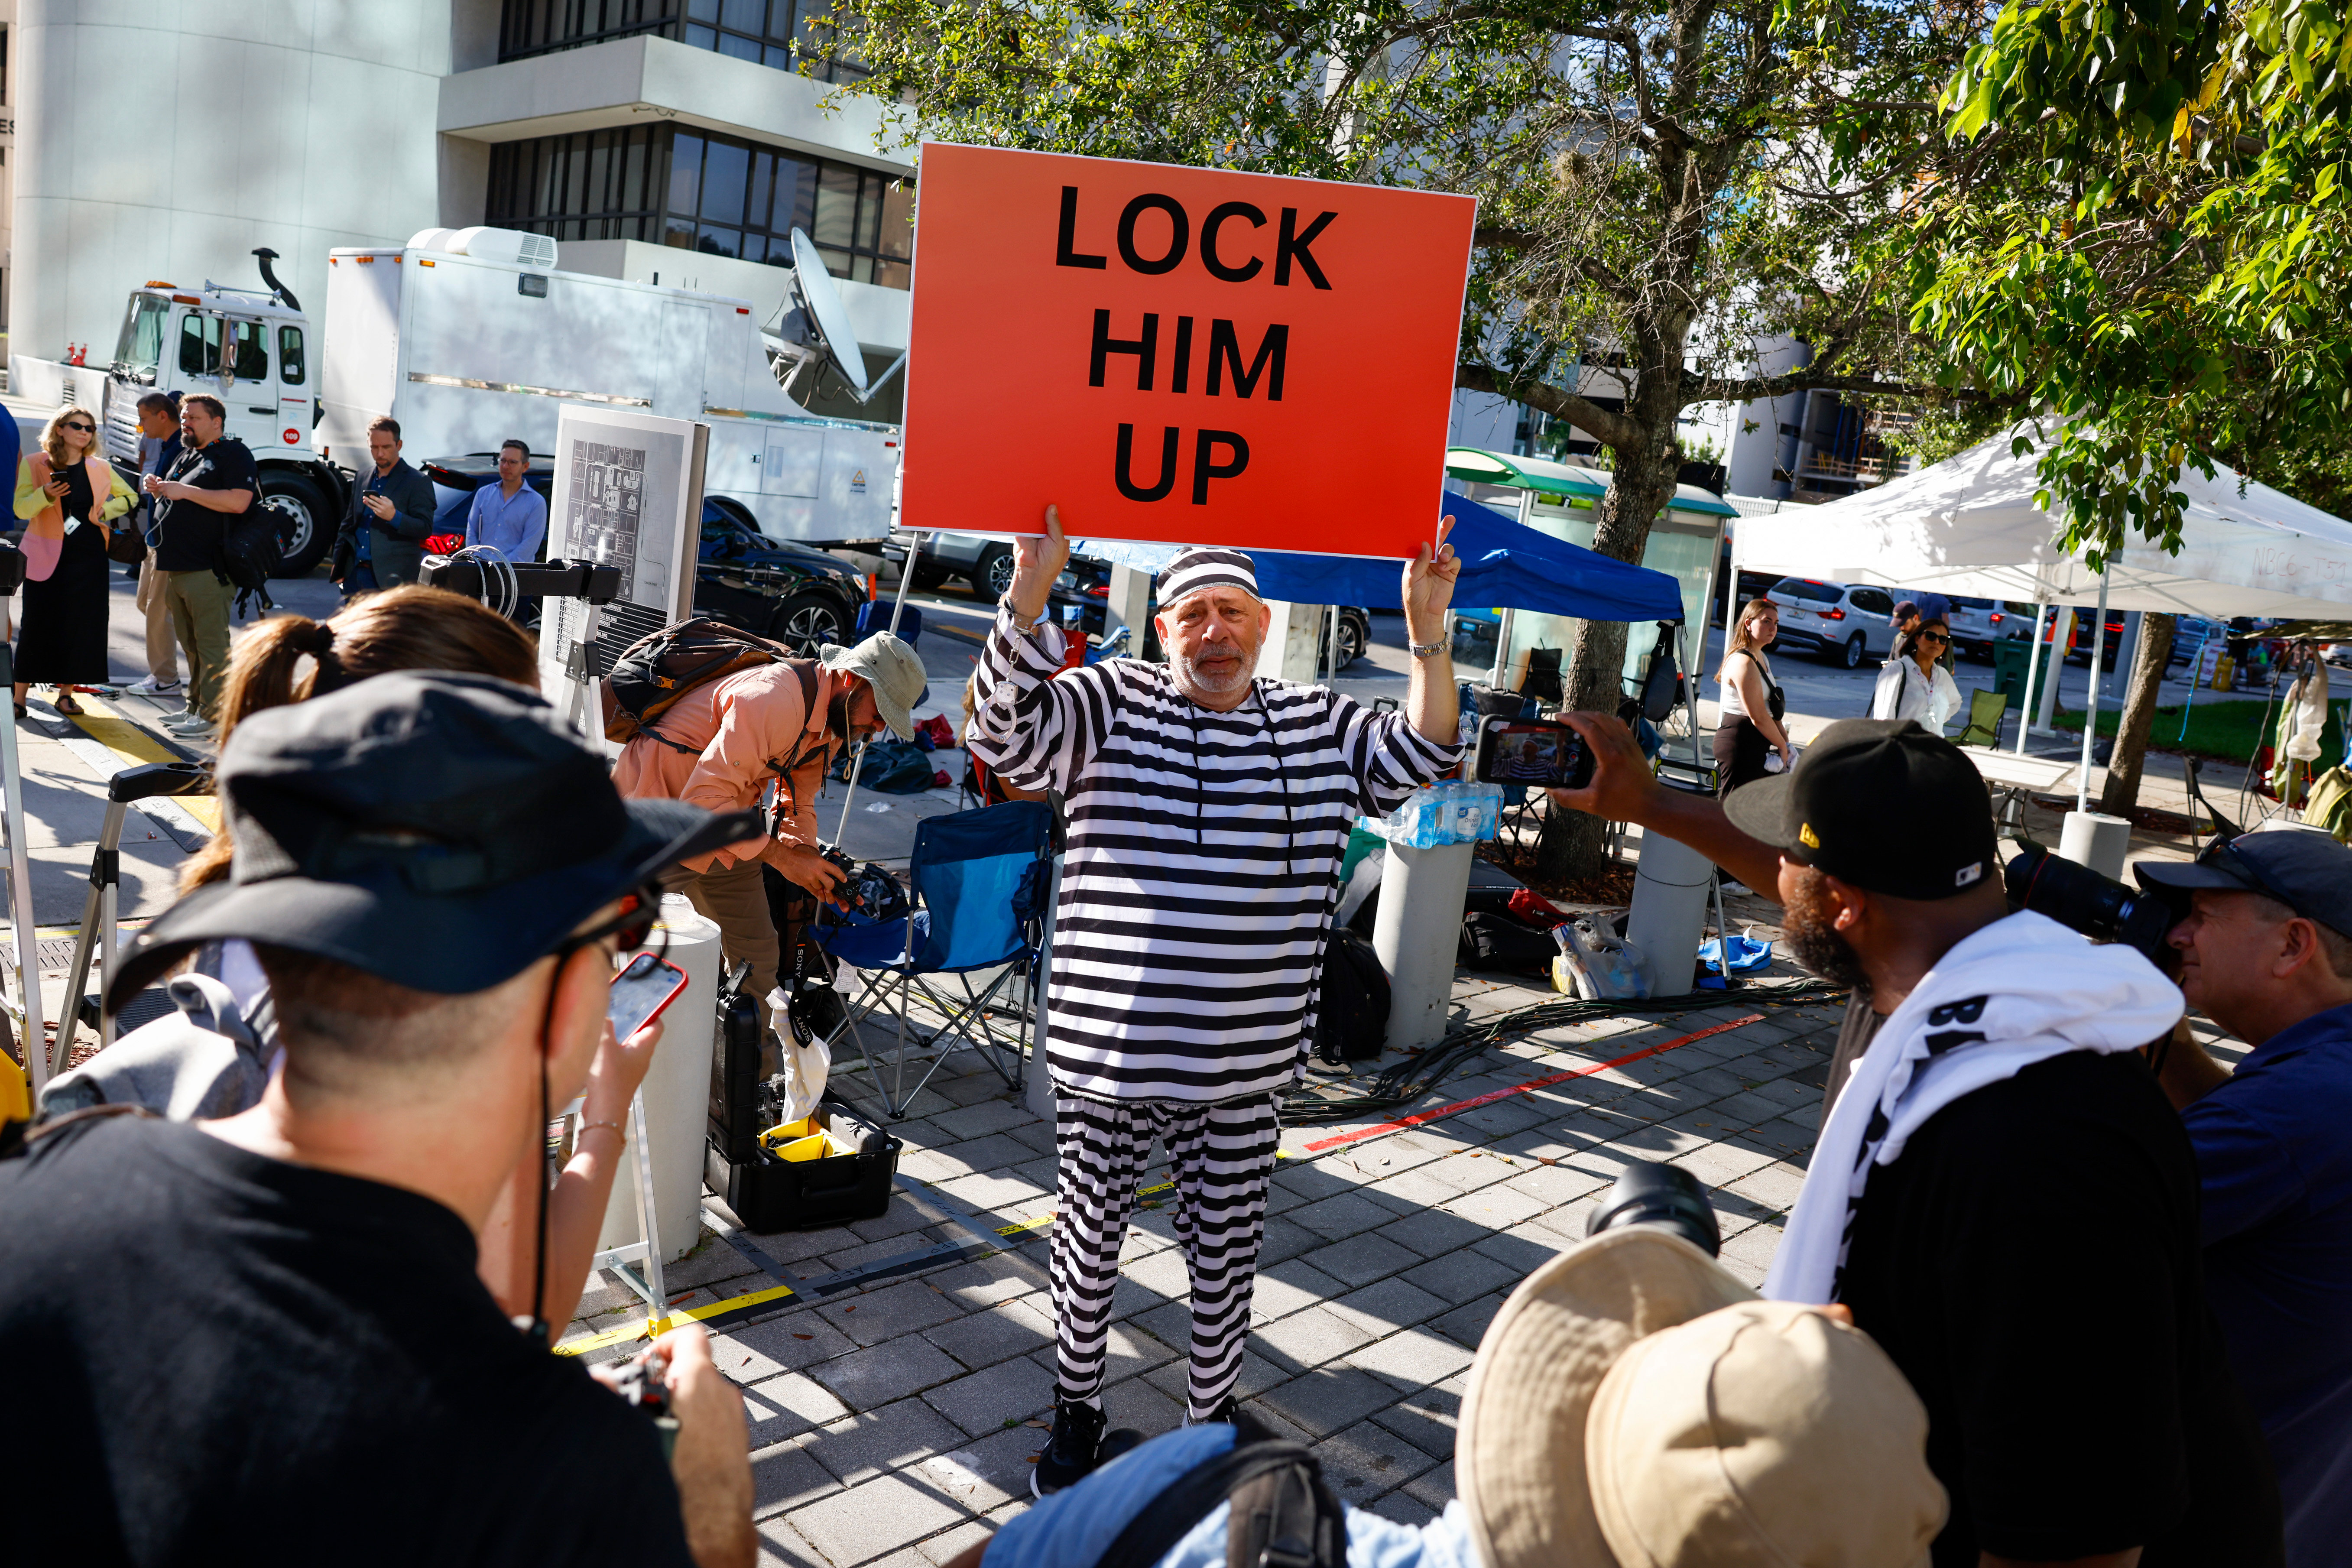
[1158,546,1259,609]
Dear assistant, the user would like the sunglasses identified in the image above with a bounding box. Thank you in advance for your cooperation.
[61,422,94,433]
[548,886,664,970]
[1917,632,1949,645]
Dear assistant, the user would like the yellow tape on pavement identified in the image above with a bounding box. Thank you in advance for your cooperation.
[66,699,220,832]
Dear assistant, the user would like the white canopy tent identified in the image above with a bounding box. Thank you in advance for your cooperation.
[1733,430,2352,809]
[1735,430,2352,620]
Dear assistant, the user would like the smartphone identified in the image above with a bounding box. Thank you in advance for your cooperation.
[609,952,689,1039]
[1475,717,1595,790]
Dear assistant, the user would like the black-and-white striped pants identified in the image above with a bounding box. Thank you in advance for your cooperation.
[1050,1092,1281,1421]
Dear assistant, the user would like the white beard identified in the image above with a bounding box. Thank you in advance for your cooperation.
[1170,643,1257,701]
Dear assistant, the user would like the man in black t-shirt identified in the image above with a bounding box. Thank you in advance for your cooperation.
[0,672,766,1567]
[1546,716,2282,1568]
[139,392,254,735]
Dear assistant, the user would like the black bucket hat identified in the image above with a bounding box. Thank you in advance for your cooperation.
[108,671,759,1008]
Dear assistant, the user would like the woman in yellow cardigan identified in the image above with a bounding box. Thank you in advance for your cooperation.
[14,406,136,720]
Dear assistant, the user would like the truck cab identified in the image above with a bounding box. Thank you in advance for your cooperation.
[106,277,345,574]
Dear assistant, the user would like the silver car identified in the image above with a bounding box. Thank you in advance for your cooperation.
[884,530,1016,595]
[1765,578,1902,668]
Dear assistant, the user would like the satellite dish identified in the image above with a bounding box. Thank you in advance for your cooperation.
[788,229,871,395]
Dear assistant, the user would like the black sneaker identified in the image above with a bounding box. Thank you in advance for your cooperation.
[1195,1394,1240,1426]
[1031,1399,1106,1498]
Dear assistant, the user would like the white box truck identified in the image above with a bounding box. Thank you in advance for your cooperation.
[102,236,899,575]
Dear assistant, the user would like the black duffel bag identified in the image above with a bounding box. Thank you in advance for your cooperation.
[1458,910,1557,975]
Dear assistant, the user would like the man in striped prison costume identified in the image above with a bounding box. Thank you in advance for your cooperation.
[968,506,1464,1496]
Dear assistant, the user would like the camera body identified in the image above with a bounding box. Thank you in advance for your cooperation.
[820,846,911,922]
[604,1348,680,1460]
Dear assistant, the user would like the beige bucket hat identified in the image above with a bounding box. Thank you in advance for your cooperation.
[819,631,927,742]
[1457,1227,1946,1568]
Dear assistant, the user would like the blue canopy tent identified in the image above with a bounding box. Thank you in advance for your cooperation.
[1077,490,1684,624]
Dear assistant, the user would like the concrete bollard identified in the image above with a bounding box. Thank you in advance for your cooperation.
[600,896,723,1262]
[1625,821,1714,997]
[1374,839,1477,1050]
[2058,810,2131,882]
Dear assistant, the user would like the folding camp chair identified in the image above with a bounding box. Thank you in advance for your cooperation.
[816,799,1053,1118]
[1955,687,2009,749]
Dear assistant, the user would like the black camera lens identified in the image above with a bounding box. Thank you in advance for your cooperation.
[2005,844,2177,963]
[1584,1160,1722,1257]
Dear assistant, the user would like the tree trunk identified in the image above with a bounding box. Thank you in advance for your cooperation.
[1535,427,1684,883]
[2099,612,2177,815]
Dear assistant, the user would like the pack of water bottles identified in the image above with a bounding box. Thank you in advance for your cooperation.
[1367,780,1504,848]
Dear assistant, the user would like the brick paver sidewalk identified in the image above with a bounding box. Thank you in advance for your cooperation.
[565,965,1855,1568]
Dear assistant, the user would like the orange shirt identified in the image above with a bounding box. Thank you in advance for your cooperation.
[610,662,840,873]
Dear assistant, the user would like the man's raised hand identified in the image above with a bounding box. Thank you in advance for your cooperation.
[1007,503,1072,627]
[1403,515,1461,645]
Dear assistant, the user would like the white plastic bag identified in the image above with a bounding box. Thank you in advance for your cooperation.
[1551,920,1652,1000]
[766,986,832,1124]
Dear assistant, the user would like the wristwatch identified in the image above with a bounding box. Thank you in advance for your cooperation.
[1407,635,1446,658]
[999,593,1042,634]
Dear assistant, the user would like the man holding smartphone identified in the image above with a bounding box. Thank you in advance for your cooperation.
[1,672,765,1568]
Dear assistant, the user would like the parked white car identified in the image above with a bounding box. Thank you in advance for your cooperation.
[1765,577,1902,668]
[1940,595,2033,662]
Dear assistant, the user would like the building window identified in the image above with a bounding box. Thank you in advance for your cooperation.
[486,126,670,244]
[489,125,911,289]
[498,0,864,79]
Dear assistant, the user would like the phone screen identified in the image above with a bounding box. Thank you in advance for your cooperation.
[1476,719,1594,789]
[609,952,688,1039]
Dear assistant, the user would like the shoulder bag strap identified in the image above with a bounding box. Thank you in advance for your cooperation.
[1095,1440,1330,1568]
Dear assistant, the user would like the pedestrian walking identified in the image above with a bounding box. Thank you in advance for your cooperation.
[968,506,1461,1494]
[142,394,256,737]
[13,405,136,720]
[1712,596,1791,795]
[127,392,185,697]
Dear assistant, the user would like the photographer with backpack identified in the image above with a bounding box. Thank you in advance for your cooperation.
[140,393,254,740]
[610,623,928,1045]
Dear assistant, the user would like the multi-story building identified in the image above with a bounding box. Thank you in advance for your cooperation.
[6,0,912,421]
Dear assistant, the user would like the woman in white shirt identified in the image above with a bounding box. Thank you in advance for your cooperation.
[1714,598,1794,797]
[1871,617,1963,730]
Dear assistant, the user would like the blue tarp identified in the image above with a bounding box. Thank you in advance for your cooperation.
[1076,490,1684,624]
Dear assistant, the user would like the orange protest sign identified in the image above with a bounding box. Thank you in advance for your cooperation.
[901,143,1477,560]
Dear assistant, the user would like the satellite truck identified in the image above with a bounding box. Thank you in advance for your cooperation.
[100,230,900,575]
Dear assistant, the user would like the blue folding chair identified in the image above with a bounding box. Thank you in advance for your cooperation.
[814,799,1052,1117]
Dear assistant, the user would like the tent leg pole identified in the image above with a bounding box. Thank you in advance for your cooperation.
[839,532,928,840]
[2014,598,2047,756]
[2076,570,2110,815]
[1488,607,1515,689]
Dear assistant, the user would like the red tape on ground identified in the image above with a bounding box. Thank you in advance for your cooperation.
[1299,1013,1768,1155]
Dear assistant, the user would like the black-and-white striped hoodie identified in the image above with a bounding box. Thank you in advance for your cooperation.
[969,608,1461,1104]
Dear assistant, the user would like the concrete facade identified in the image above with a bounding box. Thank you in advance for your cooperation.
[6,2,914,388]
[10,0,451,373]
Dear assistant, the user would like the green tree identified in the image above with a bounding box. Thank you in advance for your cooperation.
[841,0,1989,875]
[1872,0,2352,803]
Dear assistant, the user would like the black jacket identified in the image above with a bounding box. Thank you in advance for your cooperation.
[330,459,439,587]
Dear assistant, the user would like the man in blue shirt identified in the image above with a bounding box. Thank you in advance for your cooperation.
[2139,825,2352,1568]
[463,440,547,563]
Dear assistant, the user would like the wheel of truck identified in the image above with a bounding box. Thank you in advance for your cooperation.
[973,544,1016,597]
[1838,632,1865,669]
[260,471,331,577]
[772,591,850,657]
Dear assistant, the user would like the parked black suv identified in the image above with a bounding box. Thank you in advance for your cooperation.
[422,458,866,655]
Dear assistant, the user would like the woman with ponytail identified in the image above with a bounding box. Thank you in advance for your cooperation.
[154,586,645,1328]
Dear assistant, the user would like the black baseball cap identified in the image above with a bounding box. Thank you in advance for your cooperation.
[2134,825,2352,937]
[1720,718,1998,900]
[108,671,759,1007]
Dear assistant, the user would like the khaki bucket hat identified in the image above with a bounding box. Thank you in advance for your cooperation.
[819,631,927,742]
[1457,1227,1946,1568]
